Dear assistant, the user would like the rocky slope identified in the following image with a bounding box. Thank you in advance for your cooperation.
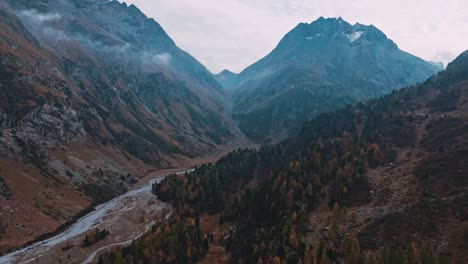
[1,0,236,160]
[231,17,443,143]
[0,0,241,252]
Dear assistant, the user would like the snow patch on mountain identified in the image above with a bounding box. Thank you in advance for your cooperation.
[346,31,363,42]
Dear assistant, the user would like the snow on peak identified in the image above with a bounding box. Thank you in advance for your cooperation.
[346,31,363,43]
[306,33,324,40]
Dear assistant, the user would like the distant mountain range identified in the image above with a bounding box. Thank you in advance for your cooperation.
[225,17,443,143]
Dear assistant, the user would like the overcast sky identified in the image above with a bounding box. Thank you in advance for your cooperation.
[123,0,468,73]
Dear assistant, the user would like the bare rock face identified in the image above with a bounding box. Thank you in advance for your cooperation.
[0,104,85,162]
[0,108,16,159]
[16,104,86,148]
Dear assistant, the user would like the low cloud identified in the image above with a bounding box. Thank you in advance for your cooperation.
[15,8,175,75]
[16,9,131,55]
[10,7,181,79]
[41,27,71,41]
[17,9,69,41]
[432,50,456,67]
[153,52,172,65]
[19,9,61,23]
[141,52,173,71]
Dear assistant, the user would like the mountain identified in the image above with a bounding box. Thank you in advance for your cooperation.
[0,0,238,162]
[215,69,240,90]
[231,17,443,143]
[0,0,242,251]
[0,0,463,259]
[146,50,468,263]
[429,61,445,69]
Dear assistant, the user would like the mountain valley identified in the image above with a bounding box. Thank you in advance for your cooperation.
[0,0,466,263]
[0,0,244,252]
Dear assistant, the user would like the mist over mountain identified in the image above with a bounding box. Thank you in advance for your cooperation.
[0,0,240,164]
[230,17,443,143]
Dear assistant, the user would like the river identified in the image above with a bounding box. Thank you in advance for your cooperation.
[0,169,192,264]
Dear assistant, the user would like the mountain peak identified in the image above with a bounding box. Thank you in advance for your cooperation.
[215,69,239,90]
[233,16,442,143]
[308,16,352,30]
[287,17,391,43]
[314,16,345,23]
[273,17,394,57]
[218,69,237,76]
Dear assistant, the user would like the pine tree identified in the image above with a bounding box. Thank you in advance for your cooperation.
[349,237,361,264]
[289,227,299,249]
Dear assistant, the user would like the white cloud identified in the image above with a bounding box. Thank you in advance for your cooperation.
[19,9,61,23]
[16,9,131,54]
[17,9,70,41]
[41,27,71,41]
[154,52,171,65]
[141,52,172,70]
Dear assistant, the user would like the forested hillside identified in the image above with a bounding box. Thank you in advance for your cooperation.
[99,51,468,263]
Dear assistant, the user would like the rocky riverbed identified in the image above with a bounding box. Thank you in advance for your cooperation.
[0,169,191,264]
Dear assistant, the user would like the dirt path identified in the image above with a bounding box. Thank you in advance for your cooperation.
[82,204,173,264]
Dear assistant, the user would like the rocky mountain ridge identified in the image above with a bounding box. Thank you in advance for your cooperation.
[230,17,443,143]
